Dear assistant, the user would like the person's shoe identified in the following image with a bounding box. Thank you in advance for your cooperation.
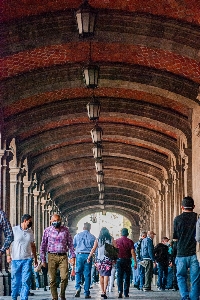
[124,295,129,298]
[60,298,66,300]
[85,296,91,299]
[75,290,81,297]
[29,292,35,296]
[143,288,152,292]
[118,293,123,298]
[133,284,140,290]
[157,287,162,291]
[181,297,190,300]
[44,286,47,291]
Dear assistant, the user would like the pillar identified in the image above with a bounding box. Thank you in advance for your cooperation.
[192,106,200,212]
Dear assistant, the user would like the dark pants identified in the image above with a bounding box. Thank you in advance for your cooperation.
[41,266,48,287]
[143,260,153,290]
[157,263,168,290]
[116,258,131,297]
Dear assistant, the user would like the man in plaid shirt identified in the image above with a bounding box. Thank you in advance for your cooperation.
[40,214,75,300]
[0,209,14,255]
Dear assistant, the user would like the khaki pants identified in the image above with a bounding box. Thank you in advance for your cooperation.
[48,253,68,299]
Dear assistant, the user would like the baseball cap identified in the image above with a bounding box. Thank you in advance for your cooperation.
[182,196,194,208]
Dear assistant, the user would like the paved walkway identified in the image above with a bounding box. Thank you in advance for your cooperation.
[0,280,181,300]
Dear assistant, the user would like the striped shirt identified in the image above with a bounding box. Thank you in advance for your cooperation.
[0,210,14,253]
[40,225,75,262]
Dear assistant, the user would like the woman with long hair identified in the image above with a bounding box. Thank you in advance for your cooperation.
[87,227,114,299]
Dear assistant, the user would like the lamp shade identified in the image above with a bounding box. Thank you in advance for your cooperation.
[95,159,103,172]
[76,0,97,37]
[98,182,105,192]
[92,143,103,159]
[91,124,103,144]
[96,171,104,183]
[99,192,105,200]
[83,65,99,88]
[86,97,101,121]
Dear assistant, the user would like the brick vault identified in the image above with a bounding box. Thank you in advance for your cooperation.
[0,0,200,247]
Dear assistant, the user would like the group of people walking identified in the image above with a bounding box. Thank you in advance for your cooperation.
[0,196,199,300]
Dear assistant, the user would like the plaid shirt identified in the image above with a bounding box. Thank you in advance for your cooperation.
[40,225,75,262]
[0,210,14,253]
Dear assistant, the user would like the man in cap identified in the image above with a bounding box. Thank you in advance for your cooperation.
[140,230,156,291]
[115,228,137,298]
[173,196,200,300]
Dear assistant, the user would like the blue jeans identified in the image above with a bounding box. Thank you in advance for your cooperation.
[75,253,92,296]
[157,263,168,290]
[175,255,200,300]
[34,271,40,288]
[11,258,33,300]
[116,258,131,296]
[138,264,145,289]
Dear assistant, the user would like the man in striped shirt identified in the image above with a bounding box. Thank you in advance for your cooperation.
[40,214,75,300]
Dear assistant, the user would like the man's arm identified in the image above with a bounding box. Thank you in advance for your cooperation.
[173,218,178,240]
[67,229,76,265]
[40,229,48,264]
[6,247,12,263]
[196,218,200,243]
[131,248,137,269]
[148,239,155,261]
[31,242,38,266]
[0,211,14,254]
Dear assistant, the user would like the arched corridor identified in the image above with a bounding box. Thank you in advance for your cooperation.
[0,0,200,297]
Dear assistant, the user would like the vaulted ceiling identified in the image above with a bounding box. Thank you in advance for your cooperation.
[1,1,200,227]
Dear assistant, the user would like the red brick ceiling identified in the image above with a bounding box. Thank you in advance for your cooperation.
[1,0,200,226]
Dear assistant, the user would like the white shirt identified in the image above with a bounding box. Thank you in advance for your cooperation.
[11,225,34,260]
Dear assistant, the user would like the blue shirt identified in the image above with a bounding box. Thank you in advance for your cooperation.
[73,230,96,254]
[141,236,155,261]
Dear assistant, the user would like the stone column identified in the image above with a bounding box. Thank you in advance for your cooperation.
[33,191,40,250]
[9,167,20,227]
[23,181,31,214]
[131,224,140,242]
[192,105,200,211]
[158,190,164,242]
[0,149,5,209]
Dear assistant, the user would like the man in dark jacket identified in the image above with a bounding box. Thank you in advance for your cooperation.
[154,237,169,291]
[173,196,200,300]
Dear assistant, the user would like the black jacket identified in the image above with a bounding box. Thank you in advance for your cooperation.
[154,243,169,265]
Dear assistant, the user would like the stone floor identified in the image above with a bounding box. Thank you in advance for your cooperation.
[0,280,181,300]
